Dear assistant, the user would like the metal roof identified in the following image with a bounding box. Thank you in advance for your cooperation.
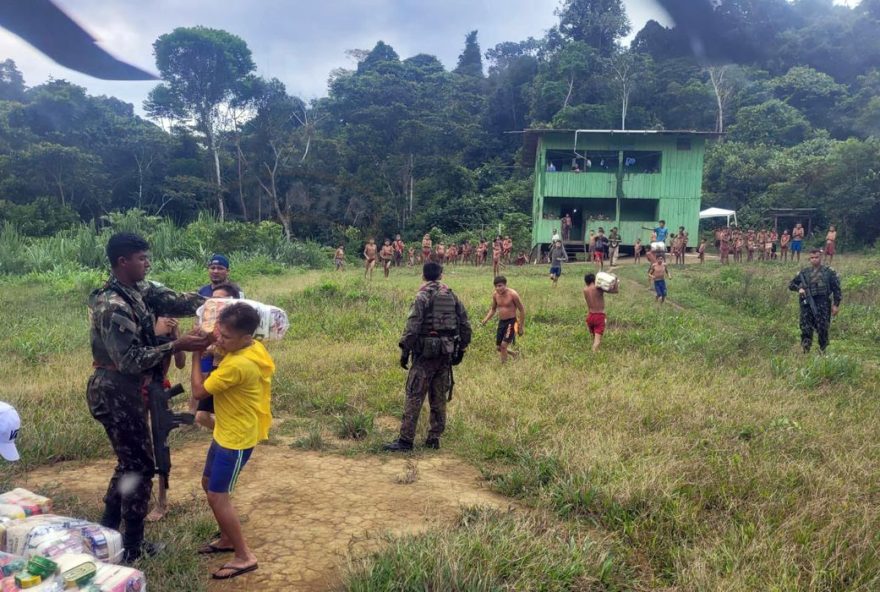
[519,128,723,167]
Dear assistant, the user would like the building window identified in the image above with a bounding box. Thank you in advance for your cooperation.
[622,151,661,174]
[544,150,618,172]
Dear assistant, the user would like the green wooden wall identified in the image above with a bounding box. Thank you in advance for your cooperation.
[531,131,708,247]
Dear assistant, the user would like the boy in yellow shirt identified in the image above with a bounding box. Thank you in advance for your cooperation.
[190,302,275,580]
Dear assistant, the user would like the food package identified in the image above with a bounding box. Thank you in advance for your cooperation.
[0,490,51,517]
[4,516,122,565]
[595,272,619,292]
[650,241,667,252]
[0,551,24,577]
[57,553,145,592]
[198,298,289,340]
[0,505,26,521]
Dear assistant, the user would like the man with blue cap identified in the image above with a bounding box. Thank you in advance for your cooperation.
[199,255,231,298]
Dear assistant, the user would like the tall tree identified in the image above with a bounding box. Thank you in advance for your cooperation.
[0,59,25,102]
[145,27,256,220]
[605,48,651,130]
[705,65,737,133]
[554,0,630,56]
[454,31,484,78]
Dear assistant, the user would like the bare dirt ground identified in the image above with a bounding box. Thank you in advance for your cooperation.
[23,440,511,591]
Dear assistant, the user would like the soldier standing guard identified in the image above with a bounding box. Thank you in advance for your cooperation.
[384,262,472,452]
[788,248,842,353]
[87,233,212,563]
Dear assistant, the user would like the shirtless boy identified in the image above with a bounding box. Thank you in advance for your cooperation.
[633,238,643,265]
[480,276,525,363]
[334,245,345,271]
[422,233,433,263]
[380,239,394,278]
[492,240,502,276]
[649,256,670,304]
[435,242,446,265]
[502,236,513,264]
[825,225,837,263]
[791,223,805,262]
[393,234,405,267]
[363,239,378,279]
[780,229,790,262]
[408,247,415,267]
[698,239,706,264]
[584,272,619,353]
[477,239,487,266]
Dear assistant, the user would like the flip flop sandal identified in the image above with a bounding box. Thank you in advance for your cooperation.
[198,543,235,555]
[212,563,258,579]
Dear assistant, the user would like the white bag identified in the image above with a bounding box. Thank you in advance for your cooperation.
[198,298,289,340]
[596,272,619,292]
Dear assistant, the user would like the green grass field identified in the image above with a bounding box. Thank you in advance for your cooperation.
[1,254,879,591]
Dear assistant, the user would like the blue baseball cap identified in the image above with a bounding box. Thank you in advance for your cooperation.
[209,254,229,269]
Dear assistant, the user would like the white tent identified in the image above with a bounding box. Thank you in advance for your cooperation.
[699,207,738,227]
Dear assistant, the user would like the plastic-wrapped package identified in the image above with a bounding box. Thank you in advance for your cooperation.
[0,551,23,577]
[4,516,122,564]
[0,490,51,517]
[0,505,26,521]
[198,298,289,340]
[595,272,619,292]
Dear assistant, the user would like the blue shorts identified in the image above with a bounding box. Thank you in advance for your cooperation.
[550,266,561,276]
[791,240,802,253]
[203,440,253,493]
[654,279,667,298]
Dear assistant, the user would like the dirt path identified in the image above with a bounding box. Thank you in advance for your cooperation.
[24,441,510,592]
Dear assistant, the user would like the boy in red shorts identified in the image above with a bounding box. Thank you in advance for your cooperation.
[191,303,275,580]
[583,272,618,352]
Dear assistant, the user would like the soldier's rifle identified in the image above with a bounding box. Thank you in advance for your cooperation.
[798,270,819,318]
[147,379,194,490]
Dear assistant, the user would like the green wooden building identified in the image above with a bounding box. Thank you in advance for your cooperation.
[523,129,719,253]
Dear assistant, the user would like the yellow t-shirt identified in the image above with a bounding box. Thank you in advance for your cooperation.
[204,340,274,450]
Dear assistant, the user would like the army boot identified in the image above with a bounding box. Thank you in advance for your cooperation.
[424,437,440,450]
[122,521,166,564]
[383,438,413,452]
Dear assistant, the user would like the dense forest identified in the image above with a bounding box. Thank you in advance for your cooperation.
[0,0,878,246]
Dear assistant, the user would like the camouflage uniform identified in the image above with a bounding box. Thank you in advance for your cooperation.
[789,265,841,352]
[86,276,203,546]
[398,281,471,443]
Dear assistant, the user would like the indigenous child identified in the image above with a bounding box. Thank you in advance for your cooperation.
[825,225,837,263]
[649,256,670,304]
[780,229,791,262]
[671,232,684,266]
[502,236,513,264]
[480,276,525,363]
[363,239,378,279]
[583,272,618,353]
[421,233,432,263]
[194,283,242,432]
[633,238,643,265]
[191,302,275,581]
[791,223,805,263]
[548,239,568,287]
[698,239,707,264]
[334,245,345,271]
[446,243,458,265]
[492,240,502,276]
[477,239,487,266]
[719,228,731,265]
[763,231,773,261]
[146,316,186,522]
[392,234,405,267]
[435,242,446,265]
[380,239,394,278]
[593,228,609,271]
[515,251,528,266]
[407,247,415,267]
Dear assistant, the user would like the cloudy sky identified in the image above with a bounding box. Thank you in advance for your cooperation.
[1,0,673,113]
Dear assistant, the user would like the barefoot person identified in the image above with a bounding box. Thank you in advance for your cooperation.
[421,234,433,263]
[380,239,394,278]
[583,272,619,353]
[191,303,275,580]
[393,234,405,267]
[334,245,345,271]
[480,276,525,363]
[363,239,378,279]
[649,256,670,304]
[492,240,502,277]
[825,225,837,263]
[548,239,568,287]
[698,239,707,264]
[791,223,805,262]
[633,238,643,265]
[780,229,791,262]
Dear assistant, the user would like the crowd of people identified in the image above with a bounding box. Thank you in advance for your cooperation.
[80,219,843,582]
[712,223,838,265]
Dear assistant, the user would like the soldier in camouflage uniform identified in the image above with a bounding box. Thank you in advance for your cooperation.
[87,233,211,563]
[385,262,472,451]
[788,248,842,353]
